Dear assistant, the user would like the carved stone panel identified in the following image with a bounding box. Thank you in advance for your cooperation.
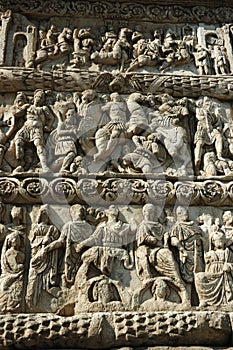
[0,0,233,348]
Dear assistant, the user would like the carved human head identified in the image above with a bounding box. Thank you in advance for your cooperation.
[110,92,121,102]
[152,278,170,300]
[33,89,45,105]
[11,206,24,225]
[6,231,21,250]
[203,152,216,163]
[65,108,76,122]
[81,89,96,103]
[175,206,189,221]
[15,91,27,106]
[222,210,233,225]
[142,203,160,221]
[128,92,143,103]
[70,204,85,221]
[153,29,161,38]
[37,204,50,223]
[211,230,226,250]
[105,205,119,219]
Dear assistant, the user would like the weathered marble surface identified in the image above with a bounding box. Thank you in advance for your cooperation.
[0,0,232,348]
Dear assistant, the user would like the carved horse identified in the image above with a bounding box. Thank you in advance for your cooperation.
[91,27,132,71]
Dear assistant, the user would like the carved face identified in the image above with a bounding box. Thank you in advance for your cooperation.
[34,91,44,106]
[223,211,233,225]
[213,236,226,249]
[65,109,76,121]
[176,206,188,221]
[105,205,119,219]
[15,92,27,106]
[143,203,159,221]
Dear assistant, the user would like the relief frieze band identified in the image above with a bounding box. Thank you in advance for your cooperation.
[0,3,232,348]
[0,1,233,24]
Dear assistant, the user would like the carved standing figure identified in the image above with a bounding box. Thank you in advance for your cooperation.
[193,45,210,75]
[45,205,93,287]
[14,89,54,172]
[26,205,60,307]
[170,206,204,301]
[55,108,80,173]
[194,97,224,170]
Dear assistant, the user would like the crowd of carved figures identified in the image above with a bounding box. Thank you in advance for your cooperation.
[0,89,233,177]
[17,23,233,74]
[1,10,233,75]
[1,8,233,318]
[1,202,233,313]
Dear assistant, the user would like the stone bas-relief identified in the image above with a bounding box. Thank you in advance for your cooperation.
[0,89,233,178]
[0,10,233,75]
[2,1,233,348]
[0,203,233,314]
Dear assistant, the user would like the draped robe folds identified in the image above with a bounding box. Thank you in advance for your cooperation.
[170,221,203,283]
[80,221,133,278]
[136,220,186,293]
[62,220,93,284]
[0,233,25,311]
[195,248,233,306]
[26,223,60,307]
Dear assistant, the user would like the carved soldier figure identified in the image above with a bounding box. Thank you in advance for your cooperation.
[200,151,233,177]
[150,94,192,175]
[194,97,224,170]
[193,45,211,75]
[122,134,162,174]
[55,108,80,173]
[13,89,54,172]
[127,93,149,135]
[212,45,228,75]
[71,28,95,67]
[78,89,102,154]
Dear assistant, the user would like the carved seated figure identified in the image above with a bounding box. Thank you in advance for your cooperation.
[195,231,233,307]
[74,205,136,287]
[0,231,25,313]
[136,203,190,305]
